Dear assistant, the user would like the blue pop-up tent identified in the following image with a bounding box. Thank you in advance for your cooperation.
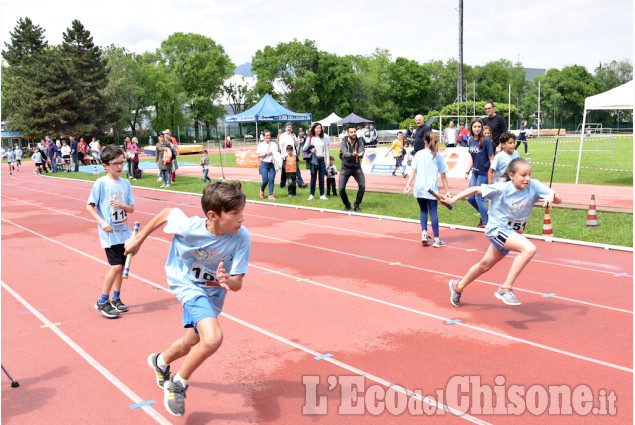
[224,93,312,140]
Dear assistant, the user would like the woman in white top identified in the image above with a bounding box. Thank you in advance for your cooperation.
[256,130,278,200]
[303,123,330,200]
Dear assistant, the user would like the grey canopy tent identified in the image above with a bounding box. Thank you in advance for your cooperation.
[224,93,312,140]
[333,113,374,126]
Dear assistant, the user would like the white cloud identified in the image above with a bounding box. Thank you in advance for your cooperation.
[1,0,632,71]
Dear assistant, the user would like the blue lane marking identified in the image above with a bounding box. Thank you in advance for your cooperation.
[314,353,333,360]
[129,400,156,409]
[543,293,556,298]
[19,308,50,314]
[445,319,461,325]
[614,272,627,277]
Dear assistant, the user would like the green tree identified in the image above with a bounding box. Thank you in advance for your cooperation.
[159,33,234,140]
[594,59,633,92]
[389,57,431,120]
[349,49,398,123]
[61,20,118,136]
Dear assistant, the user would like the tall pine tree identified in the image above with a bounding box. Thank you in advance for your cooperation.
[61,20,118,135]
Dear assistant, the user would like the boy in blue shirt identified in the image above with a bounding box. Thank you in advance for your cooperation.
[13,145,22,172]
[86,144,135,318]
[488,132,520,184]
[32,147,43,175]
[5,149,15,175]
[124,181,251,417]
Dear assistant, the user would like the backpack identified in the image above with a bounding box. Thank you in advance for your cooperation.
[168,142,178,158]
[163,146,172,163]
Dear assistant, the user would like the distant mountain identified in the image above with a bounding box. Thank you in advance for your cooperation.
[235,62,253,77]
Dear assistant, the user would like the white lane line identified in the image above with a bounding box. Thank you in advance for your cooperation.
[0,280,172,425]
[3,217,632,374]
[3,189,631,314]
[249,232,633,315]
[0,218,486,424]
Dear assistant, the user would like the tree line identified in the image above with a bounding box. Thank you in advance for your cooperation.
[2,18,632,142]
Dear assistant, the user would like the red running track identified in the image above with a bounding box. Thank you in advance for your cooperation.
[1,169,632,424]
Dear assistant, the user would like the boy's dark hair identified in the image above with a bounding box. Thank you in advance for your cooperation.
[202,181,246,215]
[329,155,334,161]
[203,150,208,154]
[397,131,403,135]
[286,145,293,151]
[101,144,125,164]
[499,131,517,144]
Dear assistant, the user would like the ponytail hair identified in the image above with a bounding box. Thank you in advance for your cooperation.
[424,131,439,158]
[503,157,530,181]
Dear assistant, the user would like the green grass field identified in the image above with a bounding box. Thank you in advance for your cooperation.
[55,170,633,247]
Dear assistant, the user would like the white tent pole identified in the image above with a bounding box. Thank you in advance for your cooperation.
[508,84,511,128]
[575,107,587,184]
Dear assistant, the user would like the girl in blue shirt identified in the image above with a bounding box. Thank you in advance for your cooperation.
[443,158,561,306]
[465,119,494,227]
[404,132,450,247]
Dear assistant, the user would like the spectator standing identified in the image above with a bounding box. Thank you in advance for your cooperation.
[283,145,297,197]
[90,137,102,164]
[155,133,172,188]
[278,122,306,188]
[70,135,79,172]
[457,123,470,147]
[465,119,494,228]
[444,121,458,147]
[339,125,365,211]
[47,138,58,173]
[124,136,132,177]
[482,102,508,152]
[326,155,338,197]
[201,150,212,183]
[405,124,415,147]
[257,130,277,200]
[297,127,306,153]
[78,138,87,165]
[304,122,330,200]
[365,124,378,147]
[516,120,529,155]
[128,137,141,180]
[61,140,72,172]
[413,114,432,154]
[165,129,178,182]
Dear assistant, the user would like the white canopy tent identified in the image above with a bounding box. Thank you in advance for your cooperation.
[314,112,342,135]
[576,80,634,183]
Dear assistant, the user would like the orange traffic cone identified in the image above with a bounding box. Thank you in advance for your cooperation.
[93,164,98,174]
[542,208,553,236]
[586,195,598,227]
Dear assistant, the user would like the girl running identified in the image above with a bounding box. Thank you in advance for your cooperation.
[404,132,450,247]
[444,158,561,306]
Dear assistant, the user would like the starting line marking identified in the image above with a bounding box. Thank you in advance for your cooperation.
[445,319,461,325]
[130,400,156,409]
[314,353,334,360]
[20,308,49,314]
[543,293,556,298]
[40,322,61,328]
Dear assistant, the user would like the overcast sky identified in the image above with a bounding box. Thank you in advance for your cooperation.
[1,0,633,72]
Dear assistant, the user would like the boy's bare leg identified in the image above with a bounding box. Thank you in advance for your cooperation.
[172,317,223,380]
[101,265,123,297]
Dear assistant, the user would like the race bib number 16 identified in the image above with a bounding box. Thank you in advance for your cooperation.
[190,263,219,286]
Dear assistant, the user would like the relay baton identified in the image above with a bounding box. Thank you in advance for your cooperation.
[426,188,453,210]
[122,221,140,279]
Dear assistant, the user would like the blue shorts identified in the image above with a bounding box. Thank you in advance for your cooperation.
[488,227,512,256]
[182,294,222,333]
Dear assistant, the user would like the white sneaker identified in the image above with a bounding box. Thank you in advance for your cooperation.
[307,195,314,200]
[433,238,447,248]
[160,184,166,188]
[320,195,328,200]
[157,177,162,182]
[421,231,431,246]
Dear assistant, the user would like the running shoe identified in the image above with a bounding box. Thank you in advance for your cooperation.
[433,239,447,248]
[164,377,187,417]
[148,353,171,389]
[110,297,128,312]
[449,279,462,307]
[307,195,314,200]
[268,195,276,200]
[94,301,120,318]
[320,195,328,200]
[495,288,521,306]
[421,231,431,246]
[260,190,264,199]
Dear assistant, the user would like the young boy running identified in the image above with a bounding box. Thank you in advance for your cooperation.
[13,145,22,171]
[86,144,135,318]
[124,181,251,417]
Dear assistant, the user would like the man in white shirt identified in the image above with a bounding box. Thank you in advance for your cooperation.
[443,121,458,147]
[278,122,306,188]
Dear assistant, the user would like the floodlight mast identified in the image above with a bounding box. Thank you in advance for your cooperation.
[458,0,464,104]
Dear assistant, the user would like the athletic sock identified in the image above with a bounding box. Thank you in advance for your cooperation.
[173,372,188,388]
[157,353,168,370]
[98,294,109,304]
[113,290,121,299]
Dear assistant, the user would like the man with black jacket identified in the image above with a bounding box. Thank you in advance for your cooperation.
[482,102,507,151]
[413,114,431,154]
[339,125,365,212]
